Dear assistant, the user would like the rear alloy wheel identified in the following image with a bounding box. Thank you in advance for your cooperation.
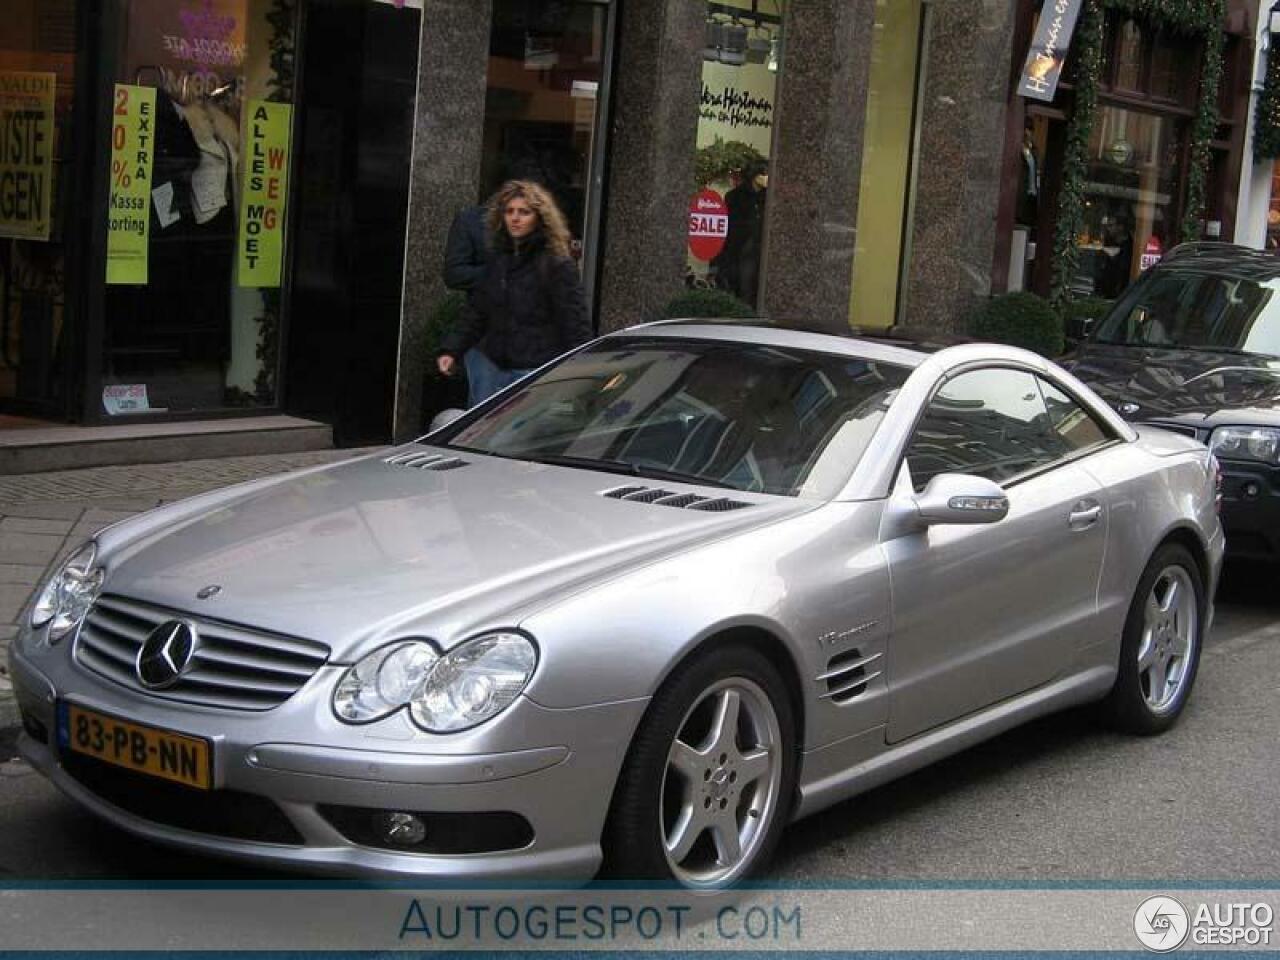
[605,646,795,887]
[1103,543,1204,734]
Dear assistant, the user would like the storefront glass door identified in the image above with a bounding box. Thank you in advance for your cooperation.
[92,0,300,419]
[480,0,614,307]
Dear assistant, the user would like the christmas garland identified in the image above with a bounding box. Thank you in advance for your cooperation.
[1256,32,1280,158]
[1050,0,1226,310]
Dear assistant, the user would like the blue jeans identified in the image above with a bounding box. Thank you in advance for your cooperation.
[464,349,534,407]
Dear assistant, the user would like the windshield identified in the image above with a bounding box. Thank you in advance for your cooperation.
[436,338,911,497]
[1094,269,1280,356]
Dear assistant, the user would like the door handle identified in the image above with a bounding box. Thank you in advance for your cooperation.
[1068,500,1102,529]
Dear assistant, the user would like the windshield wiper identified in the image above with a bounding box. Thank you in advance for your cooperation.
[1175,344,1254,356]
[516,453,736,489]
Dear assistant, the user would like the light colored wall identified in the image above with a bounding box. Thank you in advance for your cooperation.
[1234,0,1273,249]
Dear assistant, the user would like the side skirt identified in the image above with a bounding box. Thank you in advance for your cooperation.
[792,665,1115,821]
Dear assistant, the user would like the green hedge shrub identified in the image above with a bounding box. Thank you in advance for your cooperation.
[1059,296,1113,344]
[424,290,467,375]
[968,291,1065,358]
[661,288,758,321]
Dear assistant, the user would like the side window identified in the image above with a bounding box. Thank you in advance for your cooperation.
[904,368,1067,492]
[1037,378,1111,453]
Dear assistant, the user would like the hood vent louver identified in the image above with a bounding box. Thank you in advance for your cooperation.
[603,485,752,512]
[818,649,882,704]
[384,452,469,471]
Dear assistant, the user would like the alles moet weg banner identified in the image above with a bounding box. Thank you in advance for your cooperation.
[237,99,292,288]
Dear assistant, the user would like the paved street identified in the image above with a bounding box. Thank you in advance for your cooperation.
[0,448,382,729]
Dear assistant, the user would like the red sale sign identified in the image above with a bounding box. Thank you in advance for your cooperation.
[688,190,728,262]
[1139,235,1163,272]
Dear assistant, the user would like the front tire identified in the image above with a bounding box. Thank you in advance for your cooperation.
[1102,542,1204,734]
[604,645,796,888]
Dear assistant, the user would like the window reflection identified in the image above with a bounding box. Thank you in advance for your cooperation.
[905,369,1106,491]
[448,339,909,497]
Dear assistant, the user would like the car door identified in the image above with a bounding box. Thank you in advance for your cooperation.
[883,366,1112,743]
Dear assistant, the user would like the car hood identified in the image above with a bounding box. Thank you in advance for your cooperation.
[1065,344,1280,422]
[100,447,811,660]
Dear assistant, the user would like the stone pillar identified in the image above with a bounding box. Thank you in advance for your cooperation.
[595,0,705,333]
[762,0,876,333]
[902,0,1018,333]
[393,0,492,441]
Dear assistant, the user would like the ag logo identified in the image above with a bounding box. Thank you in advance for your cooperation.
[1134,895,1190,952]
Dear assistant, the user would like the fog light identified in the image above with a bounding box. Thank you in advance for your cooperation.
[1244,482,1260,500]
[377,811,426,846]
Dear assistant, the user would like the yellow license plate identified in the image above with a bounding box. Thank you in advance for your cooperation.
[60,703,212,790]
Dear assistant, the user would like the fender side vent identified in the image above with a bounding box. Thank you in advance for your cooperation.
[818,649,883,704]
[384,452,469,471]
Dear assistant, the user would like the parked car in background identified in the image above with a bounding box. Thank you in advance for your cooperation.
[11,322,1222,887]
[1064,243,1280,564]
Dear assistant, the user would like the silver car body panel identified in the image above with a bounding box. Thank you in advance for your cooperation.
[9,325,1223,880]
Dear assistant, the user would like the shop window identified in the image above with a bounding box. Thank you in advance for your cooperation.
[1114,19,1143,93]
[1102,14,1196,107]
[1071,105,1185,300]
[848,0,925,330]
[479,0,610,266]
[0,0,77,417]
[100,0,300,416]
[686,0,782,310]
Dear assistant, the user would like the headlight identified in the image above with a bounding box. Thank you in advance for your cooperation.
[332,640,439,723]
[333,632,537,732]
[30,542,104,644]
[1209,426,1280,466]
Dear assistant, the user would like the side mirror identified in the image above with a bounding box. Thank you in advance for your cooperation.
[429,408,466,433]
[913,473,1009,526]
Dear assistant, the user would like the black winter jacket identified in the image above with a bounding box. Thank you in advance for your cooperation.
[440,232,591,370]
[442,205,488,291]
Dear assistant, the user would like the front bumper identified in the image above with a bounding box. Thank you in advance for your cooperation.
[1217,459,1280,563]
[9,636,647,881]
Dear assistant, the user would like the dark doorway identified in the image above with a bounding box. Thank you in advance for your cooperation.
[285,0,419,445]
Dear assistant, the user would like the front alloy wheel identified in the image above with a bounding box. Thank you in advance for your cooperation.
[605,645,796,887]
[661,677,783,886]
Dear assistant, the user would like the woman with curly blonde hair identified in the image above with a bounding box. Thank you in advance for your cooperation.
[438,180,591,405]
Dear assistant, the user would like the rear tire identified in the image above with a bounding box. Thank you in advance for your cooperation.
[1102,542,1204,735]
[603,644,796,888]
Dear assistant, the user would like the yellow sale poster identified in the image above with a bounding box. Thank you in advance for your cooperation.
[0,71,57,241]
[106,83,156,285]
[238,100,292,287]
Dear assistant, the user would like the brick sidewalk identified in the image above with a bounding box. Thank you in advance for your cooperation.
[0,447,382,730]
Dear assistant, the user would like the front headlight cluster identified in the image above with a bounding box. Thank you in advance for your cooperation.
[1209,426,1280,466]
[333,632,537,733]
[30,542,104,644]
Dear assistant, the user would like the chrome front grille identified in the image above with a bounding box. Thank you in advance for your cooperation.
[75,594,330,711]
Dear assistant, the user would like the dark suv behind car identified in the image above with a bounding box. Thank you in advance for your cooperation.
[1064,242,1280,563]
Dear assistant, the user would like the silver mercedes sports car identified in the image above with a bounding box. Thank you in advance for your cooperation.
[10,321,1223,887]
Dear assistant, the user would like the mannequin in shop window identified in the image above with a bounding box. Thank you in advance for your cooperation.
[713,160,768,308]
[1017,121,1039,228]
